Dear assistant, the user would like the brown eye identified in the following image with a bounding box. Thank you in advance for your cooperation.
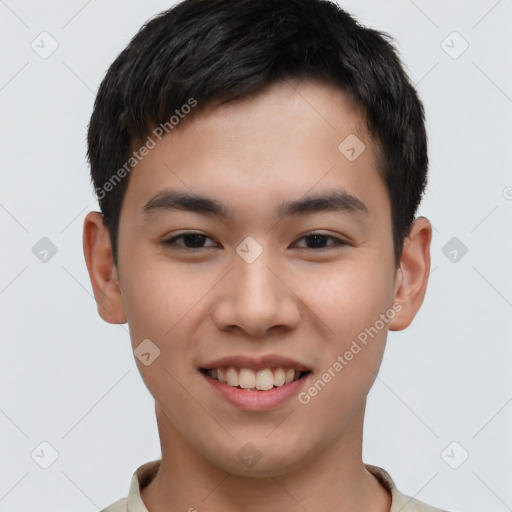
[294,233,347,250]
[162,232,217,249]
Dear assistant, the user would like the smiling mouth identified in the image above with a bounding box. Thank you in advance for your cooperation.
[201,366,311,391]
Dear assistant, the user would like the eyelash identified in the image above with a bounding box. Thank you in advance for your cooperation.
[162,231,348,251]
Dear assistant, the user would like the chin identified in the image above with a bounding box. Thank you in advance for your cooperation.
[203,439,310,478]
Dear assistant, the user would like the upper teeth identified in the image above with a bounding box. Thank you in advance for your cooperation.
[207,367,301,391]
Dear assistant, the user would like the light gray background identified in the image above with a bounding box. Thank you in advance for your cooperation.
[1,1,511,510]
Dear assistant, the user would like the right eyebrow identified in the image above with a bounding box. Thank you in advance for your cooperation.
[141,187,368,220]
[142,190,229,218]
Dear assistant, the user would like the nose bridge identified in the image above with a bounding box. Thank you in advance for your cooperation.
[211,242,301,336]
[236,249,278,308]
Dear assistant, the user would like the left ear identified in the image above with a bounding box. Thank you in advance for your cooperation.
[389,216,432,331]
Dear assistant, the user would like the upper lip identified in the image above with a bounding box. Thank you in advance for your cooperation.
[200,354,311,372]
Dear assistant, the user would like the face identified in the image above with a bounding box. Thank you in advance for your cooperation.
[85,79,429,477]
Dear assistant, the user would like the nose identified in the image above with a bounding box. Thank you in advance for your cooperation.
[210,249,301,338]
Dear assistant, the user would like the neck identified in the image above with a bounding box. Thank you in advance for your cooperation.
[141,402,391,512]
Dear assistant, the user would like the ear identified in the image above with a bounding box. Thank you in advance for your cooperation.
[389,216,432,331]
[83,211,127,324]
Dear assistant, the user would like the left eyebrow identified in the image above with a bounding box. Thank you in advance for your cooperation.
[141,188,368,219]
[276,189,368,217]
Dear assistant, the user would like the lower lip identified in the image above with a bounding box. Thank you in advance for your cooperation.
[202,372,311,411]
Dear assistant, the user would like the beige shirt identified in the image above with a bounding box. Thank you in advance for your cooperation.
[100,459,449,512]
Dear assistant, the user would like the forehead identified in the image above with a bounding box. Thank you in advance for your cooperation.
[182,78,372,159]
[120,79,389,227]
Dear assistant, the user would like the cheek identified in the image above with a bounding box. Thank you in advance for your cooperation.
[119,254,208,341]
[120,262,201,415]
[119,257,213,386]
[290,255,393,407]
[295,261,394,421]
[290,255,394,343]
[294,315,389,443]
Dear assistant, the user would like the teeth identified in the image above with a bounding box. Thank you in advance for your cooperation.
[255,369,274,390]
[226,367,239,387]
[273,368,286,386]
[207,366,306,391]
[217,368,227,383]
[239,368,256,389]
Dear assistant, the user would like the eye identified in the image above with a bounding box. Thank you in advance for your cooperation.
[162,231,348,251]
[293,232,347,250]
[162,232,217,249]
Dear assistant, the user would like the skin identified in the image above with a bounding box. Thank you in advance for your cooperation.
[83,79,431,512]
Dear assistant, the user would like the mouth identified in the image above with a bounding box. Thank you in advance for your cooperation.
[200,366,312,391]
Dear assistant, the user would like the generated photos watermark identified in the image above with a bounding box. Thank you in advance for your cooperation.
[95,97,198,200]
[298,302,402,405]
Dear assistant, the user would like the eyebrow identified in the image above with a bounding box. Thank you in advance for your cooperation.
[142,188,368,219]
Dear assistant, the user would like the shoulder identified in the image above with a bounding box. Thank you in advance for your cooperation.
[98,459,160,512]
[364,463,453,512]
[398,494,453,512]
[100,497,128,512]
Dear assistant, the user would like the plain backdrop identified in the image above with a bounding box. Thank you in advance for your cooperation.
[1,1,511,511]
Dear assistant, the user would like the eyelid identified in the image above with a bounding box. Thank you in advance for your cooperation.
[292,231,348,249]
[163,230,349,250]
[163,231,218,248]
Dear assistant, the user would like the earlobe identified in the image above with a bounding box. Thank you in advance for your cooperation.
[83,211,127,324]
[389,217,432,331]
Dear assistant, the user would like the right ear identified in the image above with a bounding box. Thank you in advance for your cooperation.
[82,211,127,324]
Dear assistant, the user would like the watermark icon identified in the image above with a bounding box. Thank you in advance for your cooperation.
[236,236,263,263]
[442,236,468,263]
[134,339,161,366]
[31,441,59,469]
[441,31,469,60]
[503,186,512,200]
[31,31,59,59]
[95,97,198,200]
[32,237,58,263]
[237,442,262,468]
[298,302,402,405]
[338,134,366,161]
[441,441,469,469]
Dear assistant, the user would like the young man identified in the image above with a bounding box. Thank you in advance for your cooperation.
[83,0,450,510]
